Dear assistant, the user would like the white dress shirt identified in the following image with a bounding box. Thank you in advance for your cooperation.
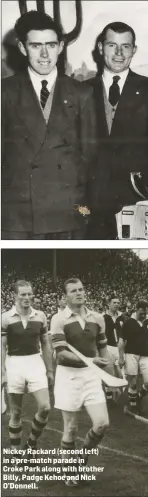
[28,66,57,103]
[102,68,129,100]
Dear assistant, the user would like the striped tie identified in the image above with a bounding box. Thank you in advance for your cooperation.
[40,80,49,109]
[109,75,120,106]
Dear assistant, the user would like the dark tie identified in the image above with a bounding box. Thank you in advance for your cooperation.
[109,75,120,106]
[40,80,50,109]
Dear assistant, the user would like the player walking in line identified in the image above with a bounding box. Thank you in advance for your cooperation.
[103,296,122,400]
[50,278,114,486]
[118,300,148,415]
[2,280,53,451]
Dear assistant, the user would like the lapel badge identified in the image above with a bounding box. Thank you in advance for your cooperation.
[64,99,73,108]
[136,91,140,95]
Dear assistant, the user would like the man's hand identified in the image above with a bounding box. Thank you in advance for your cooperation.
[118,357,125,368]
[93,357,109,369]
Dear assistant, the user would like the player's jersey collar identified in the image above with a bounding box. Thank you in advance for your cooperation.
[64,305,93,318]
[105,310,121,318]
[10,305,37,317]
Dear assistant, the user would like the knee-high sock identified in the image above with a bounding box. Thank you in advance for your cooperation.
[82,427,106,465]
[27,413,48,447]
[128,387,137,407]
[61,440,75,450]
[61,440,76,474]
[105,387,113,400]
[9,422,22,448]
[83,426,105,450]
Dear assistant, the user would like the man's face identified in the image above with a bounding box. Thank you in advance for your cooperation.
[137,307,146,322]
[99,29,137,73]
[33,298,41,310]
[110,298,120,313]
[19,29,64,75]
[16,285,33,309]
[65,281,85,307]
[126,303,132,314]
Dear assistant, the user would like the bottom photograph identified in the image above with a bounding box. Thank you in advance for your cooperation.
[1,248,148,497]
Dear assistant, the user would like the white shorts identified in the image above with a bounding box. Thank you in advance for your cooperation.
[125,354,148,383]
[6,354,48,394]
[54,365,106,411]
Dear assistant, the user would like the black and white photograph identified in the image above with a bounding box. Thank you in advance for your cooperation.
[1,1,148,496]
[1,0,148,240]
[1,248,148,496]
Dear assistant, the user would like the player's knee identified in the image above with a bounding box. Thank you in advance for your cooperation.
[63,421,78,441]
[10,406,21,423]
[102,416,109,430]
[128,381,137,390]
[67,424,77,439]
[128,386,137,393]
[39,403,50,418]
[94,415,109,434]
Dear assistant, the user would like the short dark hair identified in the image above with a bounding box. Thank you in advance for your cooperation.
[14,280,33,294]
[109,294,119,302]
[63,278,82,294]
[15,10,63,45]
[136,300,147,310]
[99,22,136,46]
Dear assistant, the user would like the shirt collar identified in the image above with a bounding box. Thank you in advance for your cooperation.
[131,313,144,326]
[11,305,37,317]
[63,305,93,318]
[106,310,121,318]
[28,66,57,92]
[102,68,129,86]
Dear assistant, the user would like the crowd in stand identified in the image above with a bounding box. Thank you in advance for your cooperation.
[1,250,148,328]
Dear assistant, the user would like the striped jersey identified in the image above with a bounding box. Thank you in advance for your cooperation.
[50,306,107,364]
[2,306,48,356]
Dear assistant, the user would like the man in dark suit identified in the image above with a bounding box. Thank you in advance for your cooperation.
[87,22,148,239]
[2,10,96,240]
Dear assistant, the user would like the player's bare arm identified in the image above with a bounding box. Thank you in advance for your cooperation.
[118,337,126,367]
[56,347,85,367]
[50,313,84,367]
[40,332,54,382]
[94,312,115,375]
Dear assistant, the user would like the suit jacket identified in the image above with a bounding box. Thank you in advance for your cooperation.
[87,70,148,216]
[2,71,96,235]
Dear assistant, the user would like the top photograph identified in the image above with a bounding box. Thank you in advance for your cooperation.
[1,0,148,240]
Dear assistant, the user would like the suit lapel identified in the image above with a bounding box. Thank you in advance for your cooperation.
[111,70,143,135]
[19,71,47,142]
[46,75,77,147]
[46,76,66,139]
[92,76,109,137]
[18,73,80,148]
